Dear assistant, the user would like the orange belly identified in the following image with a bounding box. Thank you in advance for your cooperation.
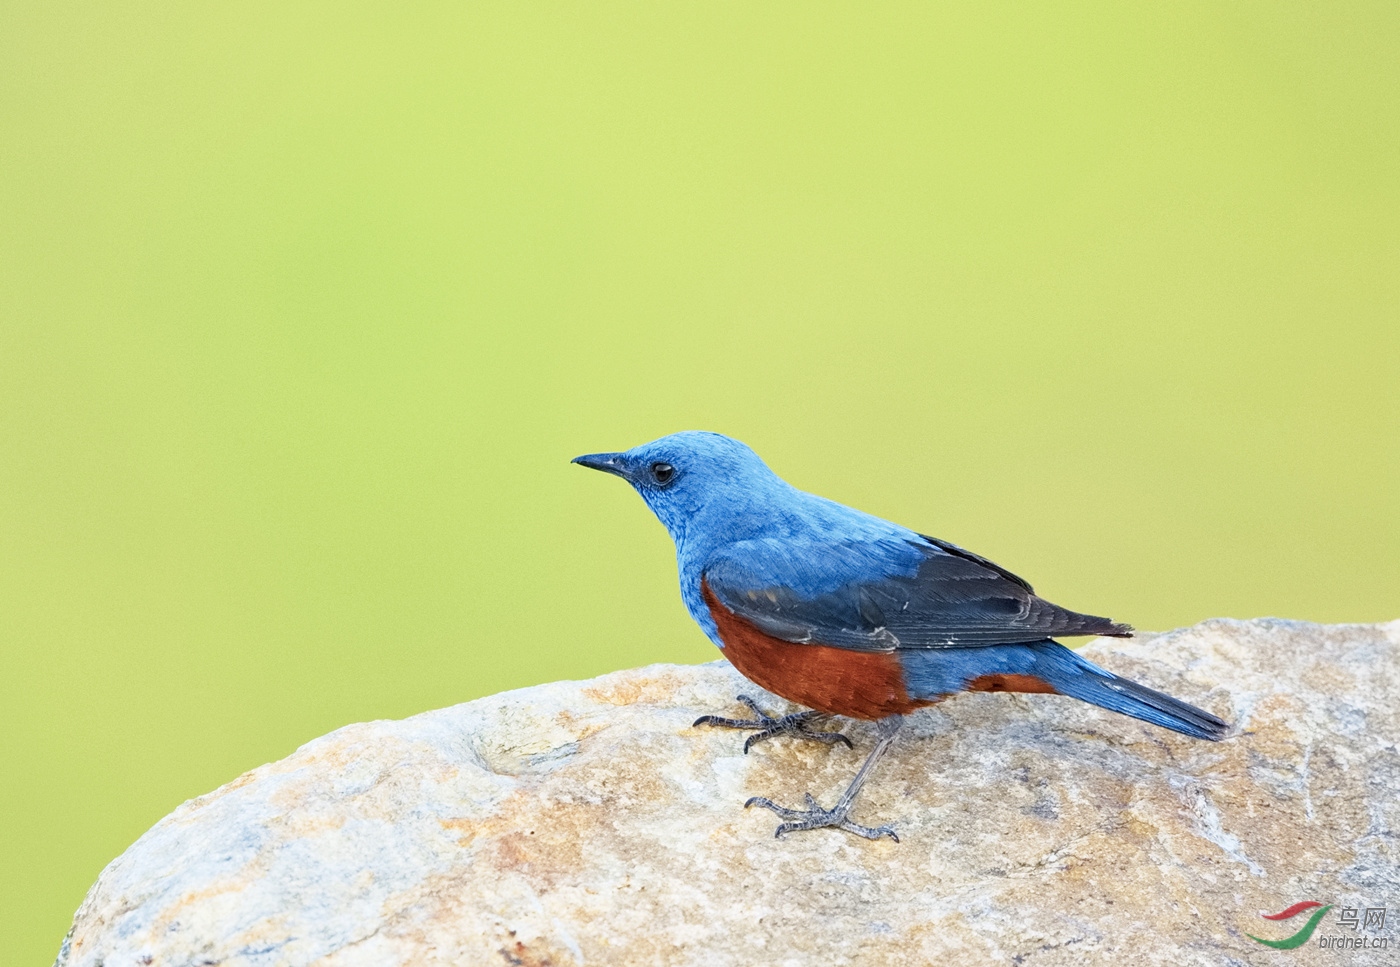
[703,580,937,720]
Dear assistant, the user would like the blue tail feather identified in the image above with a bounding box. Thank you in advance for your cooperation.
[1030,642,1228,740]
[901,641,1229,741]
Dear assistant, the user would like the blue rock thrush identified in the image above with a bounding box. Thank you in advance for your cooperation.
[573,431,1228,841]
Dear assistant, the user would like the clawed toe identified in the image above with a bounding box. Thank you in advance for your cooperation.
[693,694,767,730]
[838,820,899,842]
[745,721,854,754]
[693,696,853,753]
[692,713,763,729]
[745,793,899,843]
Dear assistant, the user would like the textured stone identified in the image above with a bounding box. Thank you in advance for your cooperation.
[57,619,1399,966]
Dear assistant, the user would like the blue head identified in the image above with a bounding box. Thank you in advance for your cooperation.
[572,431,794,549]
[574,430,923,646]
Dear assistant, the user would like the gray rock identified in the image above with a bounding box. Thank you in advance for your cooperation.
[57,619,1400,966]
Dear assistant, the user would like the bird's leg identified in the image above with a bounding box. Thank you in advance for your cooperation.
[746,715,904,842]
[693,695,854,754]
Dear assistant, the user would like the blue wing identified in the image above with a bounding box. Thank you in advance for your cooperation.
[703,534,1131,651]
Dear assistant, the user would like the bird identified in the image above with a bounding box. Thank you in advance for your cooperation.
[573,431,1228,842]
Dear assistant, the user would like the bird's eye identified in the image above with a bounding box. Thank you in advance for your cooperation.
[650,462,675,486]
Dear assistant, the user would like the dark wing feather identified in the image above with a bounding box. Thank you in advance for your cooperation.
[705,536,1132,652]
[917,533,1034,592]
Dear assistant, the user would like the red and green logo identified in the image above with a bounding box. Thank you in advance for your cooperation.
[1248,901,1333,949]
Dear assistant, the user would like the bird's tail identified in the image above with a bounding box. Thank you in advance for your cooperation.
[1027,641,1229,741]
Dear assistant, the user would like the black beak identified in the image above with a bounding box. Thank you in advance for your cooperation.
[571,452,631,479]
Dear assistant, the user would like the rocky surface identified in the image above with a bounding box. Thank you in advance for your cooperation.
[58,619,1398,966]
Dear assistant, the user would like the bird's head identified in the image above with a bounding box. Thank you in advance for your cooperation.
[572,431,787,544]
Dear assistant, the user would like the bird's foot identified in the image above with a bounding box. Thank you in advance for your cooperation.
[693,695,854,754]
[745,793,899,842]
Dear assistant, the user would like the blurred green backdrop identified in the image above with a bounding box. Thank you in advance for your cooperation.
[3,1,1397,960]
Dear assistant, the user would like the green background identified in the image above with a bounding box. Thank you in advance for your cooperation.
[3,2,1397,961]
